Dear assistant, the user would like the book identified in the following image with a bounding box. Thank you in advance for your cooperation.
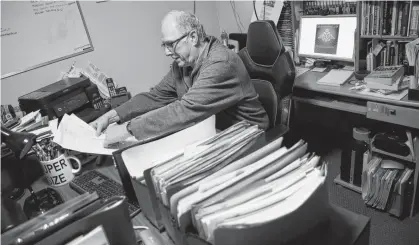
[316,70,353,87]
[409,4,419,36]
[366,75,409,92]
[364,65,405,86]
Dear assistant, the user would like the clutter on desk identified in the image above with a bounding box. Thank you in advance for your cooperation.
[1,104,26,125]
[106,78,131,108]
[351,65,413,100]
[364,65,405,86]
[81,61,118,99]
[2,109,58,143]
[31,138,63,161]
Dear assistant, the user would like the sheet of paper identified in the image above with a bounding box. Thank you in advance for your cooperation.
[52,114,135,155]
[251,0,284,23]
[120,116,216,178]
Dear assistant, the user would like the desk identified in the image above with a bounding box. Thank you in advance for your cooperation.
[292,70,419,218]
[294,71,419,110]
[16,159,175,245]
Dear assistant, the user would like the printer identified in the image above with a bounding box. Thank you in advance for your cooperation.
[18,76,105,122]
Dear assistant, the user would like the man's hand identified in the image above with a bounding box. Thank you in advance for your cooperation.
[89,110,119,136]
[103,124,132,147]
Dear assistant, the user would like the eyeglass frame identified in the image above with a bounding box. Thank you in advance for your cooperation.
[161,31,192,51]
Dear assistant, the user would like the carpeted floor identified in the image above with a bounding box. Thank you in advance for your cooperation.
[325,149,419,245]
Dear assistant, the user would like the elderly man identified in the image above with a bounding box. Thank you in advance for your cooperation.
[91,10,269,146]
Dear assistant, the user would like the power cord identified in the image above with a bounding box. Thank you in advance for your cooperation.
[253,0,259,20]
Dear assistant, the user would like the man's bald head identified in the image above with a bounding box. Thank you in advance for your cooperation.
[161,10,206,41]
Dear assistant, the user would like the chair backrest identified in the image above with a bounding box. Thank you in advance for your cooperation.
[252,79,277,129]
[237,20,296,126]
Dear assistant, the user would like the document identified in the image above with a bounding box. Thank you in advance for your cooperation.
[53,114,137,155]
[251,0,284,22]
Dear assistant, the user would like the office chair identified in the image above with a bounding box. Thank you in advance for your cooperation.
[230,20,296,128]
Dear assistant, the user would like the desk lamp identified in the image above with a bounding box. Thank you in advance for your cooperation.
[1,125,37,160]
[1,125,63,220]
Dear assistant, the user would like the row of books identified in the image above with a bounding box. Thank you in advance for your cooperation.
[379,41,408,67]
[362,156,413,217]
[360,1,419,37]
[366,41,409,72]
[303,1,357,16]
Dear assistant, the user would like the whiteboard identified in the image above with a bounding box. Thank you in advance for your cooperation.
[1,1,94,79]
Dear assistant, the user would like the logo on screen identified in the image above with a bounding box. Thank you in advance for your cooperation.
[314,24,339,55]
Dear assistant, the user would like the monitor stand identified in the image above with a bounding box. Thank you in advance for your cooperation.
[313,59,345,70]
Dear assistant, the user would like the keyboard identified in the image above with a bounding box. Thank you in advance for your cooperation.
[296,66,310,77]
[70,170,141,218]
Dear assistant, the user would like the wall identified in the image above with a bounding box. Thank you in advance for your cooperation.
[1,1,220,105]
[214,1,254,34]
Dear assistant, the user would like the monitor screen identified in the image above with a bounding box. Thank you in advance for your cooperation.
[298,16,357,62]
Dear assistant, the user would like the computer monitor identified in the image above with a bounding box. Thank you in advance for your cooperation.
[298,15,357,62]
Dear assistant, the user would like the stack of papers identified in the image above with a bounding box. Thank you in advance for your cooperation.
[53,114,137,155]
[9,110,58,142]
[316,69,353,86]
[361,156,413,211]
[144,120,328,243]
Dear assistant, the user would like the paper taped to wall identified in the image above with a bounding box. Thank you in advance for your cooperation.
[251,0,284,23]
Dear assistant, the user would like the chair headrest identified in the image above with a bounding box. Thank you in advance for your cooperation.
[246,20,285,66]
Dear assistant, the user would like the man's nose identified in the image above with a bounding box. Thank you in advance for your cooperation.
[164,46,173,56]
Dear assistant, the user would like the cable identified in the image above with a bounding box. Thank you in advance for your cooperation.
[263,0,266,20]
[230,0,243,33]
[232,1,246,31]
[229,0,241,33]
[193,0,196,14]
[253,0,259,20]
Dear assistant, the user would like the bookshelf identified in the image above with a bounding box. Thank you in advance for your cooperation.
[356,0,419,72]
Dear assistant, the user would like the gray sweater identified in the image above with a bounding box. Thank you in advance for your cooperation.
[114,37,269,141]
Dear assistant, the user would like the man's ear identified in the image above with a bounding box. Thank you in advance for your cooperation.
[190,30,199,46]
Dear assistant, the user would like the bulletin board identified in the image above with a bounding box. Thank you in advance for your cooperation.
[1,1,94,79]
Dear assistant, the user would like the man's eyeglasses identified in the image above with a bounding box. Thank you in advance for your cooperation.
[161,32,189,51]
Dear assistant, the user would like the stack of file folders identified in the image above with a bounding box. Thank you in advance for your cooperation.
[142,121,331,245]
[361,156,414,217]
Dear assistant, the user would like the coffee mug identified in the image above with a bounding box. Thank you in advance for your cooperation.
[39,154,81,186]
